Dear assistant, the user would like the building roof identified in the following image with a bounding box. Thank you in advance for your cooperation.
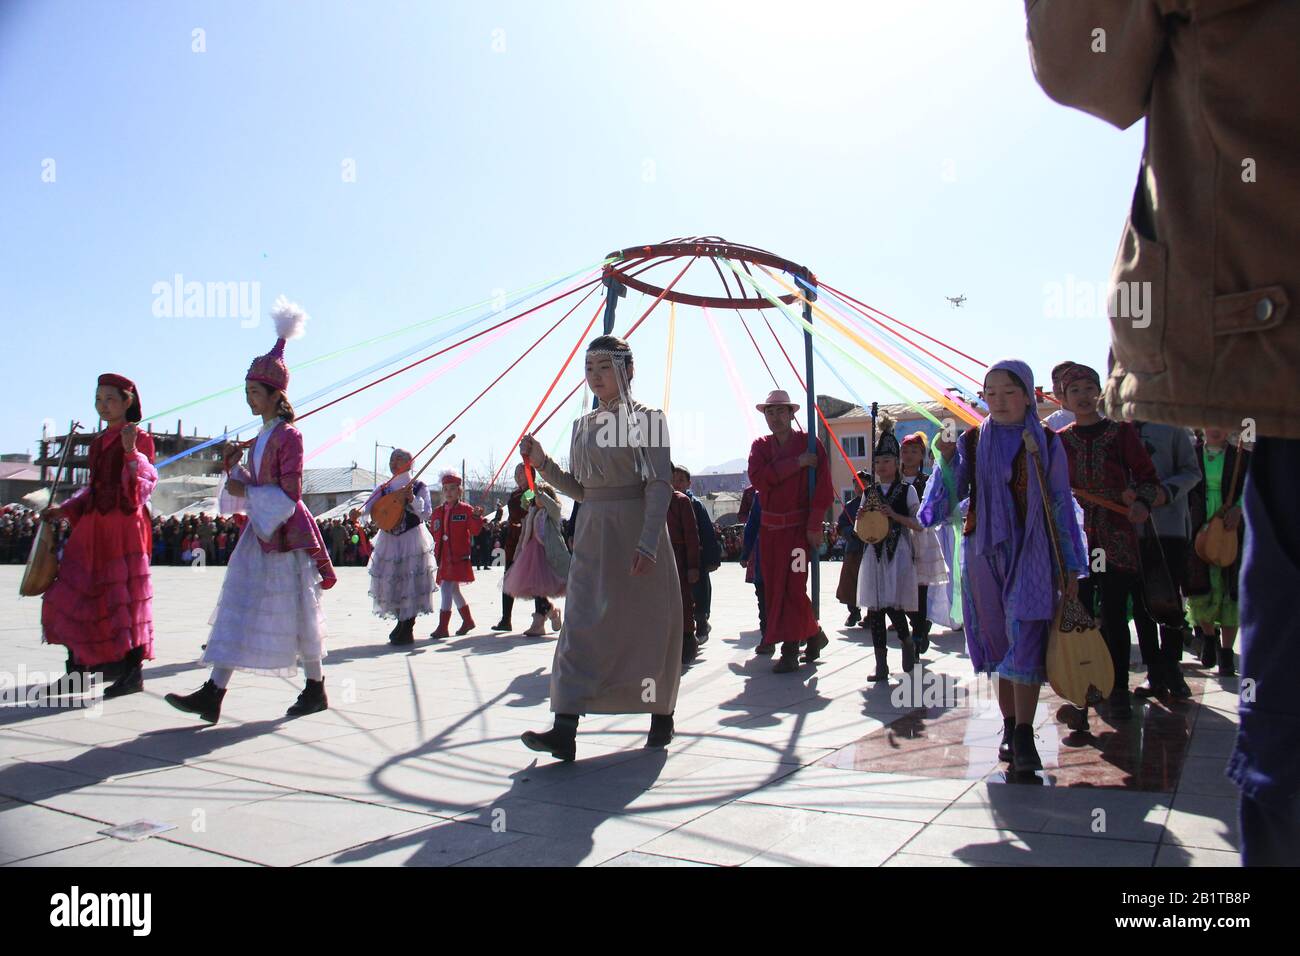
[302,467,380,496]
[823,399,954,423]
[0,463,41,481]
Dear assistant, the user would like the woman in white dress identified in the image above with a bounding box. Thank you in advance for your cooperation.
[166,298,337,724]
[362,448,437,645]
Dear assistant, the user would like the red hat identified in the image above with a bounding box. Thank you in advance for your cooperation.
[439,471,462,486]
[901,430,928,448]
[1060,363,1101,392]
[98,372,142,422]
[246,296,308,393]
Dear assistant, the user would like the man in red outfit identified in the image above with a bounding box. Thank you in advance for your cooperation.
[430,472,485,638]
[748,389,834,673]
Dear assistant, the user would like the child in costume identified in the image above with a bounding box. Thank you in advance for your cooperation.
[166,297,337,724]
[40,373,157,699]
[1057,362,1162,719]
[1185,426,1248,678]
[502,479,567,636]
[362,448,436,645]
[834,471,870,628]
[429,471,485,638]
[518,334,683,761]
[900,430,948,654]
[857,418,924,681]
[919,359,1089,772]
[492,462,560,635]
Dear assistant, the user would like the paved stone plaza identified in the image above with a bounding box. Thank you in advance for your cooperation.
[0,564,1241,866]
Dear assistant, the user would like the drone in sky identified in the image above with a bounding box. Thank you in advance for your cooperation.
[945,294,967,308]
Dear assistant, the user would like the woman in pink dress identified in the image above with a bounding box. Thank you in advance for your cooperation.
[40,373,157,699]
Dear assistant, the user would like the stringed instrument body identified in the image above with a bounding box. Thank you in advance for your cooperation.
[1194,516,1238,568]
[1193,439,1244,569]
[854,484,890,545]
[19,420,80,597]
[1046,592,1114,706]
[371,484,413,534]
[18,522,58,596]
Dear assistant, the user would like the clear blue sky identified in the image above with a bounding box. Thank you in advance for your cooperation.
[0,0,1143,482]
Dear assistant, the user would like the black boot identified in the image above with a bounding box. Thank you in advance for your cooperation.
[103,647,145,700]
[895,613,915,673]
[695,617,711,643]
[287,678,328,717]
[1133,664,1168,699]
[773,641,801,673]
[845,607,861,627]
[165,680,226,724]
[911,611,931,656]
[1011,723,1042,773]
[646,712,674,748]
[390,618,415,646]
[998,716,1015,763]
[801,628,829,664]
[1218,646,1236,677]
[1107,687,1133,720]
[681,633,699,665]
[522,713,578,762]
[868,614,890,682]
[1199,628,1219,668]
[755,640,775,657]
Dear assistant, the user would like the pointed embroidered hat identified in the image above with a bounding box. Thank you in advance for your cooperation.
[246,296,309,393]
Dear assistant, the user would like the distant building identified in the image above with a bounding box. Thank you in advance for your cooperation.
[34,419,226,498]
[0,454,43,506]
[302,465,381,516]
[687,472,748,495]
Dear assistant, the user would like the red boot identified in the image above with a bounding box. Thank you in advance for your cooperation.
[430,610,452,640]
[456,605,476,636]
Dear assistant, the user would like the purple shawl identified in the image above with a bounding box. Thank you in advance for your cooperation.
[975,358,1057,621]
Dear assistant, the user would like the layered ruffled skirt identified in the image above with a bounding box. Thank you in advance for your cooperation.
[366,525,436,620]
[202,528,326,676]
[41,510,154,668]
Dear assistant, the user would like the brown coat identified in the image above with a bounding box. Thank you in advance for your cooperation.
[1025,0,1300,438]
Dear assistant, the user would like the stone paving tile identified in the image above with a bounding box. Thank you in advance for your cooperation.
[898,824,1159,867]
[0,801,116,865]
[1162,792,1240,854]
[9,835,258,867]
[599,850,719,867]
[161,790,439,866]
[34,764,298,831]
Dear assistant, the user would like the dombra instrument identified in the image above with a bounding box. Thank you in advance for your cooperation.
[1194,438,1244,569]
[1025,430,1112,708]
[19,420,82,597]
[854,484,890,545]
[371,434,457,533]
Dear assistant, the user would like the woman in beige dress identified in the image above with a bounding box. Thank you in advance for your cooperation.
[517,334,683,762]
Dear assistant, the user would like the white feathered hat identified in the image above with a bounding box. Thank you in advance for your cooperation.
[246,295,309,392]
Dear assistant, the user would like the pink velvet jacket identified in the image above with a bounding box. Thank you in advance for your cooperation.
[233,423,335,584]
